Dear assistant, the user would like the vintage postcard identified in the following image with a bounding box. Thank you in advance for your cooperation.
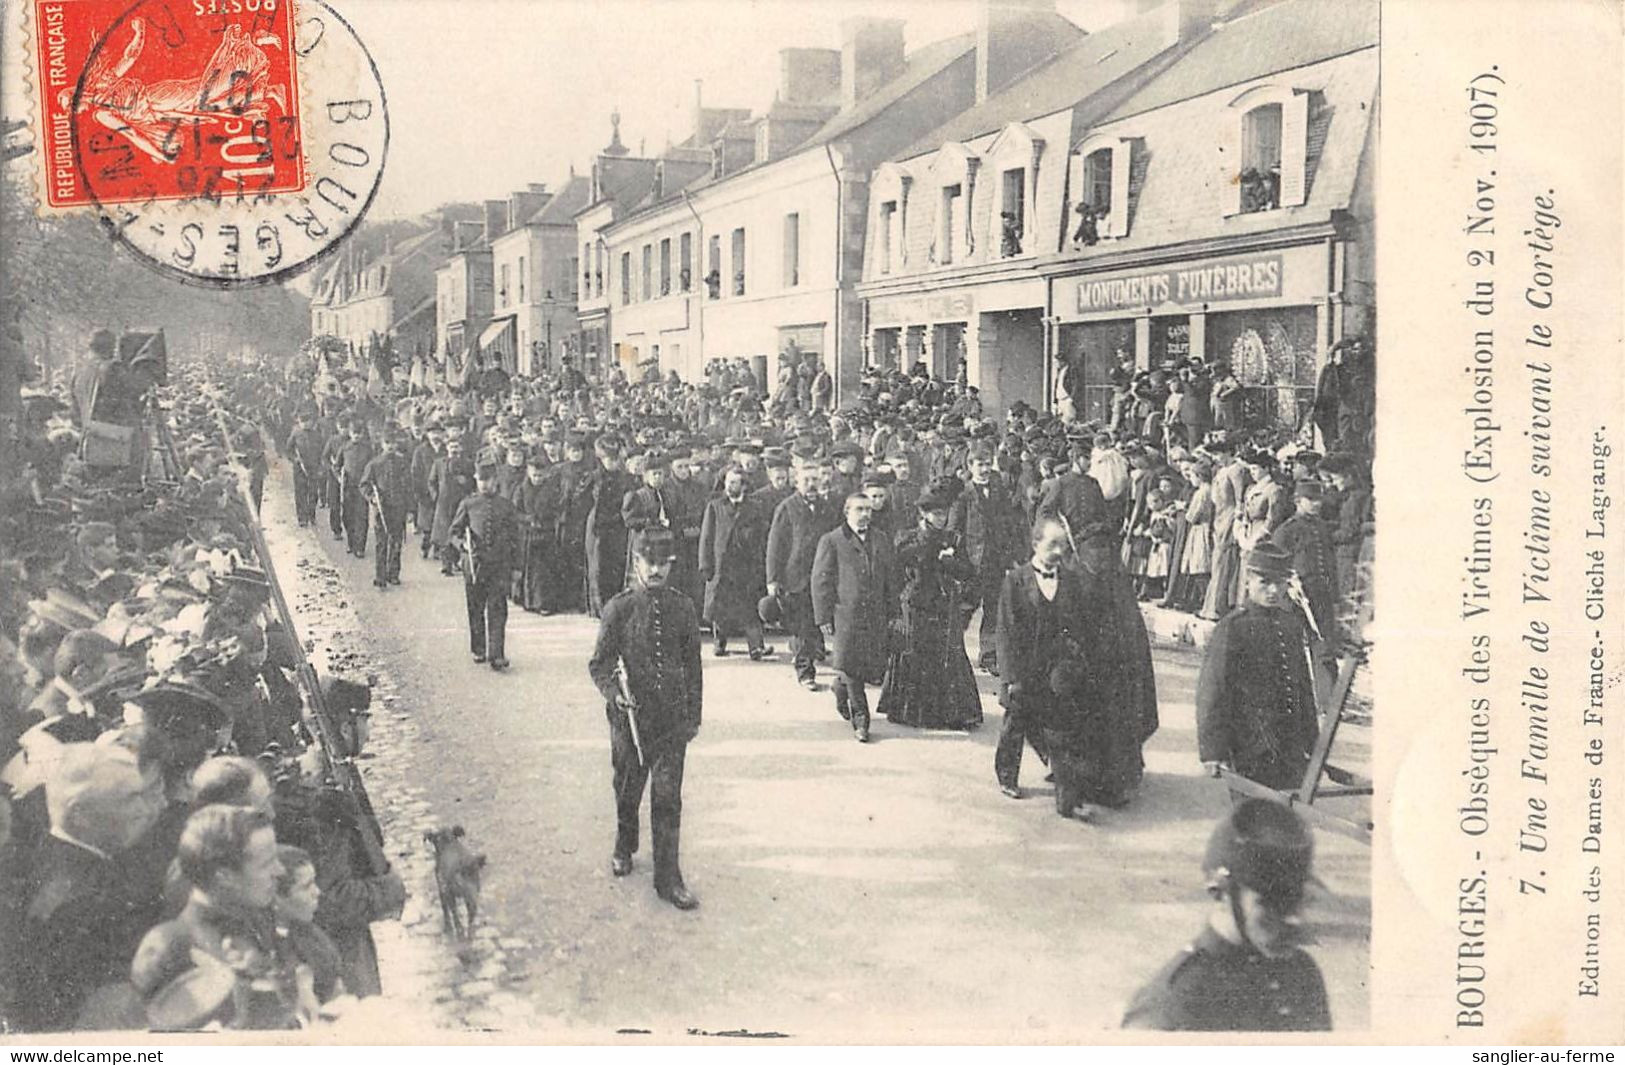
[0,0,1617,1048]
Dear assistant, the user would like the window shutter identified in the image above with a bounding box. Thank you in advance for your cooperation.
[1218,111,1242,216]
[1279,90,1310,207]
[1109,140,1132,238]
[898,178,911,264]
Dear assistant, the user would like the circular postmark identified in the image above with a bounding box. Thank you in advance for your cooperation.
[66,0,387,288]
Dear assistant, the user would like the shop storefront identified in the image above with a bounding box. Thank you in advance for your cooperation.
[1047,242,1341,432]
[863,276,1046,415]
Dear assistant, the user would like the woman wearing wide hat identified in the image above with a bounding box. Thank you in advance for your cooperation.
[877,477,982,731]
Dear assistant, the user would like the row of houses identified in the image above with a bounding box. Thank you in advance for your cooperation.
[311,0,1376,431]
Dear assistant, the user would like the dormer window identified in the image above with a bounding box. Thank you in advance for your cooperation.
[985,122,1043,260]
[1240,104,1282,212]
[1223,84,1311,216]
[999,168,1024,257]
[1069,136,1133,247]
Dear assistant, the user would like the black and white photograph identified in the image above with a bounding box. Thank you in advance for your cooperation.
[0,0,1615,1049]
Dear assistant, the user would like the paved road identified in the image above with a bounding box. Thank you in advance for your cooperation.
[274,476,1371,1039]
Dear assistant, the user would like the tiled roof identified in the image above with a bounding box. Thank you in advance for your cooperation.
[897,6,1176,160]
[1076,43,1377,257]
[1101,0,1377,124]
[810,30,977,145]
[526,175,591,225]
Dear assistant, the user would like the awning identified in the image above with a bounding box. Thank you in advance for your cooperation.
[478,315,518,376]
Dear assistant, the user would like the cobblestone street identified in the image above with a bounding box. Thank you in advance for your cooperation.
[258,466,1371,1040]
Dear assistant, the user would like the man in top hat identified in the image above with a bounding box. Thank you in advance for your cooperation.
[1195,543,1320,791]
[1123,799,1330,1031]
[448,456,521,670]
[587,528,703,910]
[827,440,865,502]
[358,428,413,589]
[811,492,899,743]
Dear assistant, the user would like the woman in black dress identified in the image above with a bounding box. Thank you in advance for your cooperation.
[879,478,983,730]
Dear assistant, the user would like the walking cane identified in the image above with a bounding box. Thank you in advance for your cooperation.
[369,487,390,543]
[614,656,647,767]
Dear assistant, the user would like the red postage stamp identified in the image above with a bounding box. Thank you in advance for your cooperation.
[34,0,306,209]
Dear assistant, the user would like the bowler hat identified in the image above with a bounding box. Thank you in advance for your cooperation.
[757,593,784,626]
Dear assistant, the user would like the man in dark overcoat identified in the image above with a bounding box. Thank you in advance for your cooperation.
[811,493,898,743]
[428,435,475,575]
[410,423,443,558]
[766,463,833,689]
[1196,544,1320,790]
[698,466,768,657]
[1035,435,1110,547]
[951,439,1025,673]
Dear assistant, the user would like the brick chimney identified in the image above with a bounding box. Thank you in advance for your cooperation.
[780,47,841,104]
[977,0,1059,104]
[508,187,552,228]
[840,17,905,110]
[1129,0,1218,40]
[482,199,508,243]
[453,220,483,252]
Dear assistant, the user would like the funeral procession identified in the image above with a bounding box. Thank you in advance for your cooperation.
[0,0,1375,1039]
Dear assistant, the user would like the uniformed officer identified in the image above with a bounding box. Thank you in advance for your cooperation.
[448,454,521,671]
[359,428,413,589]
[1122,799,1331,1031]
[338,419,375,558]
[1195,543,1320,791]
[587,527,703,910]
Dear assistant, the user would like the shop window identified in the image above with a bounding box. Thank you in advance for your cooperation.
[999,168,1025,257]
[620,252,631,306]
[878,201,897,274]
[1209,307,1318,431]
[731,227,747,296]
[679,232,692,293]
[706,235,722,299]
[659,239,672,297]
[783,213,800,289]
[938,184,961,265]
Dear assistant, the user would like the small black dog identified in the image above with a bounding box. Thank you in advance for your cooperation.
[425,825,486,939]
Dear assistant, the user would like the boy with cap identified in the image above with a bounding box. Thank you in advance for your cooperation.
[1123,799,1330,1030]
[448,457,522,670]
[1195,543,1320,790]
[1271,478,1338,650]
[587,528,703,910]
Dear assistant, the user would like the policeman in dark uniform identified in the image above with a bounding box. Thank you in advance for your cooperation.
[587,527,703,910]
[448,452,521,671]
[1122,798,1331,1031]
[359,428,413,589]
[1195,543,1320,790]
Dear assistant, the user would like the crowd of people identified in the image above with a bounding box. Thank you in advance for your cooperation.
[2,337,403,1032]
[0,327,1376,1031]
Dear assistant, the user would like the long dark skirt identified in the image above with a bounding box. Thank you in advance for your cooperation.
[516,533,551,611]
[878,600,982,730]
